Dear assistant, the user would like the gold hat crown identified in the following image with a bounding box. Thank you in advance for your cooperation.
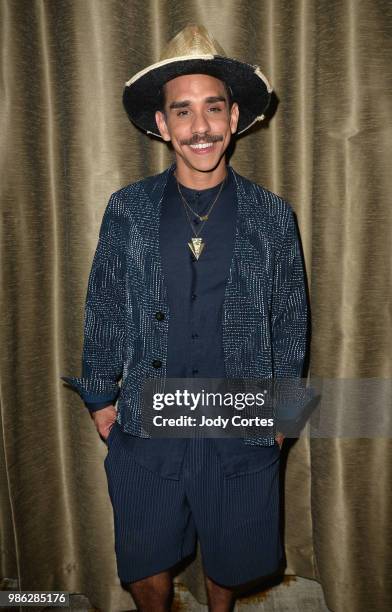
[159,24,226,61]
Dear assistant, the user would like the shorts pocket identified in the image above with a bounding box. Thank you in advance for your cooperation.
[217,441,281,478]
[106,421,117,447]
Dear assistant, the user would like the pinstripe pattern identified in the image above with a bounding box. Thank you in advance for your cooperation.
[104,424,282,586]
[61,164,308,447]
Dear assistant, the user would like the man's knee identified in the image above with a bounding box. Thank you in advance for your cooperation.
[126,570,173,612]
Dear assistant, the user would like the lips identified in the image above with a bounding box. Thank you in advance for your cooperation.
[188,142,215,154]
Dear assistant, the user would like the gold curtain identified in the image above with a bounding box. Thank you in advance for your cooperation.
[1,1,391,611]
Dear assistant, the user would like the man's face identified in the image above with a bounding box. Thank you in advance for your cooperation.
[155,74,239,175]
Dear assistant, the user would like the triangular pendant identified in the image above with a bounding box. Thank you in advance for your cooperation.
[188,237,205,260]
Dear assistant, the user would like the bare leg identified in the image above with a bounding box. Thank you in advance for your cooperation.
[204,575,236,612]
[126,570,173,612]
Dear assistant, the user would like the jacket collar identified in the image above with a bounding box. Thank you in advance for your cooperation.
[142,163,175,208]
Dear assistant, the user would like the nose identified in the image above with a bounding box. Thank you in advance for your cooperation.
[191,109,210,135]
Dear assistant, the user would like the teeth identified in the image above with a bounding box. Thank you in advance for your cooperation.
[190,143,214,149]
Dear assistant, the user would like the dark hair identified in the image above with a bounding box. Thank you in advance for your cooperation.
[158,78,234,113]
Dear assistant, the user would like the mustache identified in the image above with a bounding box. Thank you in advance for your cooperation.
[180,134,224,146]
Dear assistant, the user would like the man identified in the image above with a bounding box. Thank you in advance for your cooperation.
[62,25,308,612]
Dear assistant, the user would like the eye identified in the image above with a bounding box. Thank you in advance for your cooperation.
[177,110,189,117]
[208,106,222,112]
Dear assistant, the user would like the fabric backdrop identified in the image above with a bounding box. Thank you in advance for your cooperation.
[1,1,391,611]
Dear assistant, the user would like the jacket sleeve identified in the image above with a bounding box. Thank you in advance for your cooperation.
[271,207,308,378]
[61,192,126,408]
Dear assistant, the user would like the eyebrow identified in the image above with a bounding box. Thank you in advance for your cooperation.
[168,95,227,110]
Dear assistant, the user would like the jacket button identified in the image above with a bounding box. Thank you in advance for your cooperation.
[152,359,162,369]
[155,311,165,321]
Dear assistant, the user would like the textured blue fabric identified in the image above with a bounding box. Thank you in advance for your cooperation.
[84,399,116,411]
[104,423,282,585]
[61,164,308,446]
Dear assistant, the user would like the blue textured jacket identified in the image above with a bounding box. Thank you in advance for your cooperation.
[61,164,308,446]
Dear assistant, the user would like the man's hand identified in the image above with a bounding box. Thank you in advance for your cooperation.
[275,431,285,449]
[91,405,117,440]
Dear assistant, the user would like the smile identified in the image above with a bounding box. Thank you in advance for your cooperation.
[189,143,214,150]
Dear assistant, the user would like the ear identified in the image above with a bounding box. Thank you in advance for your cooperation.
[229,102,239,134]
[155,110,171,142]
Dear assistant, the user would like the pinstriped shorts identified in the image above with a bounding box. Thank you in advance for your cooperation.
[104,423,283,586]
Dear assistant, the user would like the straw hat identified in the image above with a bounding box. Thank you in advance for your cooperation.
[123,24,272,137]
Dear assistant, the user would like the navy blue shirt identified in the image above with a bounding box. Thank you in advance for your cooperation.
[161,166,236,379]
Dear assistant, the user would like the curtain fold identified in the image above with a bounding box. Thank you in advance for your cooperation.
[1,1,391,611]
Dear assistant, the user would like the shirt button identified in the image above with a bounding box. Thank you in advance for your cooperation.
[152,359,162,369]
[192,369,199,375]
[155,311,165,321]
[191,293,197,300]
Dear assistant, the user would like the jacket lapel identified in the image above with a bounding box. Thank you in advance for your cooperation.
[223,168,272,369]
[138,165,174,308]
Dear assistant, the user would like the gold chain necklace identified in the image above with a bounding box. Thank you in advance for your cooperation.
[176,175,226,260]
